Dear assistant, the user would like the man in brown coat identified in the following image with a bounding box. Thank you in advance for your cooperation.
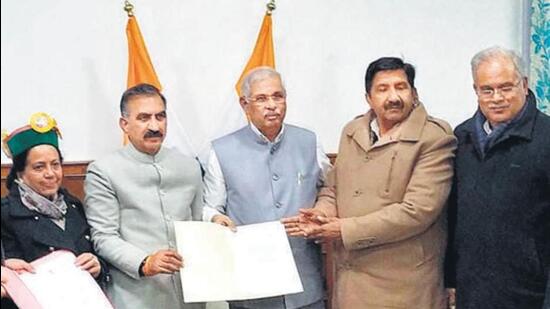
[284,57,456,308]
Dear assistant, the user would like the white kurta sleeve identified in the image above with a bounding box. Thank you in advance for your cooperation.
[315,134,332,185]
[202,148,227,222]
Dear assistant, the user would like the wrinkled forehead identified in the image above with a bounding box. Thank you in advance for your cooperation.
[249,76,284,95]
[126,94,166,114]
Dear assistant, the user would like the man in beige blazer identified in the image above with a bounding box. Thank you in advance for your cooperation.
[284,57,456,308]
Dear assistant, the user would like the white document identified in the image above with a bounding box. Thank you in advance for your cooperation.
[174,220,303,303]
[3,250,113,309]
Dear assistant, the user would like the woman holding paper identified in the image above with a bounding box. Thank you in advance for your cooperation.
[1,113,108,286]
[1,254,34,309]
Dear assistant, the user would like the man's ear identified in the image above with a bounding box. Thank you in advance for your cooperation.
[364,93,372,108]
[119,117,129,134]
[522,77,529,92]
[239,97,248,111]
[412,88,419,106]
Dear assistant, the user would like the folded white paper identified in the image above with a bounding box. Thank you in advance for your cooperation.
[3,250,113,309]
[174,220,303,303]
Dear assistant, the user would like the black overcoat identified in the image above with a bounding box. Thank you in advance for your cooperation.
[446,93,550,308]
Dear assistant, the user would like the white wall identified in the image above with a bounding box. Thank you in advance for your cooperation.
[1,0,526,163]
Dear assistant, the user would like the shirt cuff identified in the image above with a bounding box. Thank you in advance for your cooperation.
[202,206,223,222]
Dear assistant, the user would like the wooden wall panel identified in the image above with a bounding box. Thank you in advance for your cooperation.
[1,155,337,203]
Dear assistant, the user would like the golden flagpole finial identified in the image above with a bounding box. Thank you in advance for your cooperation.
[266,0,276,15]
[124,0,135,17]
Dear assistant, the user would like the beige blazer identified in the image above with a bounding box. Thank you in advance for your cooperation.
[316,104,456,309]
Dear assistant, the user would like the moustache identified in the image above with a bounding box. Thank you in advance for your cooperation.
[144,130,163,138]
[384,100,404,110]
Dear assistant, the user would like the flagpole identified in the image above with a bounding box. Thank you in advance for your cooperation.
[122,0,134,145]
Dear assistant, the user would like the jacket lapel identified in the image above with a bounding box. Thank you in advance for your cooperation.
[398,103,427,143]
[346,103,430,157]
[345,114,374,154]
[63,197,88,238]
[488,97,537,150]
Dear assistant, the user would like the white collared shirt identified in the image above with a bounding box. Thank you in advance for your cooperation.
[483,120,493,135]
[370,116,381,143]
[369,116,402,146]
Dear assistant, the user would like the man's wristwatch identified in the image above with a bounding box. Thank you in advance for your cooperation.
[138,257,148,277]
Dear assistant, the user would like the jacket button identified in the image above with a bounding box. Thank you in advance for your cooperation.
[85,235,91,241]
[48,247,55,252]
[364,155,370,162]
[71,204,77,208]
[275,202,282,208]
[272,174,280,181]
[353,190,362,197]
[34,216,39,221]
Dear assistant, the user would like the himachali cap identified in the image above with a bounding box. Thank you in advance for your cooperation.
[1,112,62,158]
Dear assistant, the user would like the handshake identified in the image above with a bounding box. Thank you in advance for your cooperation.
[280,208,342,241]
[211,208,343,241]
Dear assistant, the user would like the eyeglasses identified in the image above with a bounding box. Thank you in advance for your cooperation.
[476,79,522,99]
[246,92,286,105]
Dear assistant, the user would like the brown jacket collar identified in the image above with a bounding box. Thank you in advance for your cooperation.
[345,103,428,152]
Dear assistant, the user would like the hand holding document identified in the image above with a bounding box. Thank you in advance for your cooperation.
[174,220,303,303]
[2,250,113,309]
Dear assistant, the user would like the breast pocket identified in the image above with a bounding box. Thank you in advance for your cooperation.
[377,150,398,197]
[295,171,319,206]
[496,162,537,202]
[296,170,317,187]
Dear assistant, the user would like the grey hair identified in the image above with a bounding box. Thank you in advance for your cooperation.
[471,46,527,79]
[240,67,286,98]
[120,83,166,117]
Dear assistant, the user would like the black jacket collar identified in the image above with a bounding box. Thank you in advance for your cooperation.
[459,90,538,146]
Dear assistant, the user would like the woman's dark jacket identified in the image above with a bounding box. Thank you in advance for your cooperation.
[1,184,109,288]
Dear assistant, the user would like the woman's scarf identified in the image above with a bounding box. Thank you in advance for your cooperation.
[16,179,67,229]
